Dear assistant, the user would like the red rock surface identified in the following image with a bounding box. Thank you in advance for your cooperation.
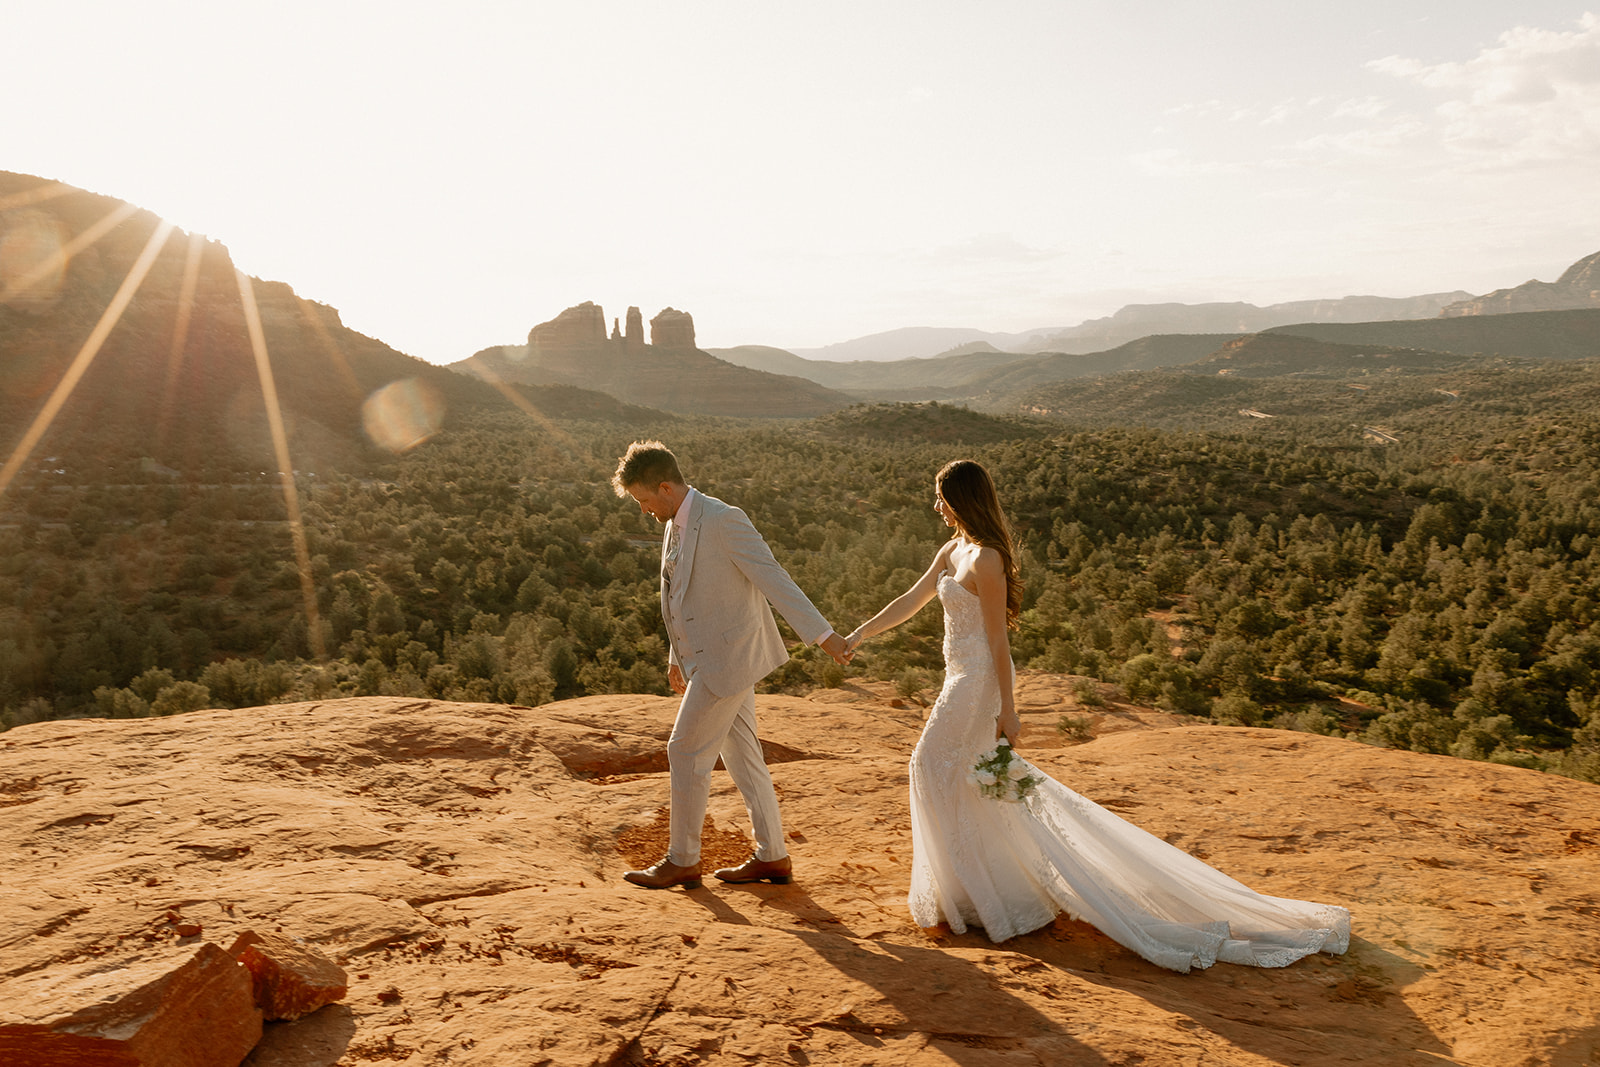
[229,932,349,1022]
[0,678,1596,1066]
[0,942,262,1067]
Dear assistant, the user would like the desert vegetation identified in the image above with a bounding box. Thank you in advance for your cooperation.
[5,387,1600,785]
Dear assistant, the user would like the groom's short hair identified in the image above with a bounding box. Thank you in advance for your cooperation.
[612,441,685,496]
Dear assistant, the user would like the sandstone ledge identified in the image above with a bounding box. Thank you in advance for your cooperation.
[1,690,1596,1066]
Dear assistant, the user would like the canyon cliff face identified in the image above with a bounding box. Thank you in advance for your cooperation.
[1,685,1597,1066]
[1441,250,1600,316]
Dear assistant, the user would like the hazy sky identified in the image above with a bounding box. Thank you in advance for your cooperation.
[4,2,1596,362]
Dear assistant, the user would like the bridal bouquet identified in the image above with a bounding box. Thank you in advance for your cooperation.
[969,740,1041,803]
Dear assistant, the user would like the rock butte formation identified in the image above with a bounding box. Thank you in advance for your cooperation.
[528,301,609,356]
[2,680,1596,1066]
[473,300,845,417]
[649,307,696,351]
[1441,249,1600,317]
[525,303,693,358]
[624,306,644,353]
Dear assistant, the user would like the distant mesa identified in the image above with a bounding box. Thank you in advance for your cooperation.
[460,301,847,417]
[1440,250,1600,317]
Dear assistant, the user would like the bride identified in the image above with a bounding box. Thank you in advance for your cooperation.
[844,459,1350,972]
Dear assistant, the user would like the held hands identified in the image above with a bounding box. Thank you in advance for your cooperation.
[821,632,854,666]
[667,663,686,695]
[843,628,866,655]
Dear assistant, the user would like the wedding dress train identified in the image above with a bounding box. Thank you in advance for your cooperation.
[907,575,1350,973]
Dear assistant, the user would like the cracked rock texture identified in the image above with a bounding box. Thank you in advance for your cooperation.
[1,684,1597,1066]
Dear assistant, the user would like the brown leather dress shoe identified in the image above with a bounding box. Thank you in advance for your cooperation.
[713,855,793,885]
[623,858,702,890]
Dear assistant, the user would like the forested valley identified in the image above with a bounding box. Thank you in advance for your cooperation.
[6,380,1600,787]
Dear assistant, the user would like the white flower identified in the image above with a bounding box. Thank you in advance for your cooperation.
[1006,761,1030,781]
[976,770,998,787]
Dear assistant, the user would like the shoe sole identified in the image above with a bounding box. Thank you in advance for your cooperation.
[716,874,793,885]
[625,877,703,890]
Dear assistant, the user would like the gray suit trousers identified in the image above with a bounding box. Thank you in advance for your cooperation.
[666,676,786,867]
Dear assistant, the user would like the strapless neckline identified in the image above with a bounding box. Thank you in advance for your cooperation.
[939,573,979,599]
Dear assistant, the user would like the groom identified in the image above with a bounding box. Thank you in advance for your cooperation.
[612,441,852,890]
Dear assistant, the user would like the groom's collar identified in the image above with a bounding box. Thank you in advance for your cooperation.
[672,486,698,528]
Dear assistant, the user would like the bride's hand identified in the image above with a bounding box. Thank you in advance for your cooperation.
[995,707,1021,747]
[844,628,865,653]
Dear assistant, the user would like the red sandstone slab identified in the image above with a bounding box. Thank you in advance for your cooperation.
[0,942,262,1067]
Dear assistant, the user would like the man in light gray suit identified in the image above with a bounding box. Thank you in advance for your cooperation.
[612,441,852,889]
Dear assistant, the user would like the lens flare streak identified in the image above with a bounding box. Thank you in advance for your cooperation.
[0,201,141,304]
[156,231,206,449]
[459,355,573,444]
[0,219,176,500]
[234,270,327,661]
[0,181,74,214]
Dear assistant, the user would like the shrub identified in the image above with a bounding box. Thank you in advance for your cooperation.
[1057,714,1094,743]
[151,681,212,716]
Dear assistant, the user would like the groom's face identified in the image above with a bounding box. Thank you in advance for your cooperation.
[626,481,678,523]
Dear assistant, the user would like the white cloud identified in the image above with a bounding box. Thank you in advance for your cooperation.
[1369,12,1600,165]
[1330,96,1391,120]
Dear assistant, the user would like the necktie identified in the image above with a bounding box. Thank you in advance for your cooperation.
[663,521,681,585]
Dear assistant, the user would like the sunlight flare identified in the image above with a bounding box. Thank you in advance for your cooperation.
[362,378,445,453]
[234,269,327,661]
[0,180,73,214]
[458,355,573,445]
[0,218,175,500]
[294,297,366,403]
[155,230,207,450]
[0,201,141,305]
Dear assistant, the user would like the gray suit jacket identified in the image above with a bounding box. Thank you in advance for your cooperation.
[661,491,830,697]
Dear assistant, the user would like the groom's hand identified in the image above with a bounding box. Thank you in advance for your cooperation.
[821,632,853,666]
[668,663,686,694]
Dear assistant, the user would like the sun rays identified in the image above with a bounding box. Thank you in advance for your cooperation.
[234,270,327,661]
[0,201,141,307]
[0,184,331,660]
[2,176,567,672]
[0,216,175,499]
[154,230,206,451]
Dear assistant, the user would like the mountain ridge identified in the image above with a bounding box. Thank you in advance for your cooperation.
[0,171,654,477]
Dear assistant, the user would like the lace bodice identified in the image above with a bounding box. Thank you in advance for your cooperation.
[939,574,993,682]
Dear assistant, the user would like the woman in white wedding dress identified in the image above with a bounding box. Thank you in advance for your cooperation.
[845,460,1350,973]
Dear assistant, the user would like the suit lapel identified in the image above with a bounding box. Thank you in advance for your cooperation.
[668,493,704,609]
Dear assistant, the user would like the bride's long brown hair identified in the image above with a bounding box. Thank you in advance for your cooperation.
[937,459,1022,627]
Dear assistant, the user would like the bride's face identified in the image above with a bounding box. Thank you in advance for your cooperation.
[934,491,958,530]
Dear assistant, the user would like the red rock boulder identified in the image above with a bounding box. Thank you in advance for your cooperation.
[0,942,262,1067]
[227,931,349,1021]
